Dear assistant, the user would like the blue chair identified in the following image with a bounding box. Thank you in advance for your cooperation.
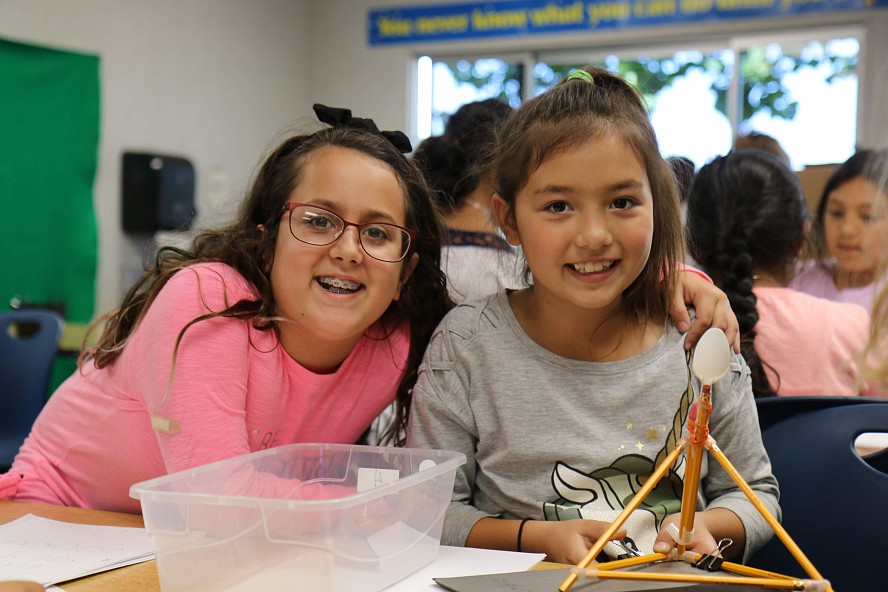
[748,401,888,590]
[755,395,887,431]
[0,309,64,471]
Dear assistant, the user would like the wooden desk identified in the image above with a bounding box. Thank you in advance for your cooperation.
[1,500,560,591]
[0,501,159,592]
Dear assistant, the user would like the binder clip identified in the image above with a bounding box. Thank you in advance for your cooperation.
[693,538,733,572]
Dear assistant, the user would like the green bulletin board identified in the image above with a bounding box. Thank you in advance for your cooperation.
[0,38,100,392]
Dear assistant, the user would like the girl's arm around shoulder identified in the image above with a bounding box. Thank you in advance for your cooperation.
[672,267,740,353]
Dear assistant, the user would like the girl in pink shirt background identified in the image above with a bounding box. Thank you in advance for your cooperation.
[687,148,877,398]
[790,149,888,313]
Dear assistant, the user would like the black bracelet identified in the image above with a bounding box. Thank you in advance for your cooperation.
[517,518,531,552]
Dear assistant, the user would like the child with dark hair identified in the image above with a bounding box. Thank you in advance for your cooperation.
[667,155,696,205]
[413,99,523,302]
[790,149,888,313]
[733,131,791,169]
[687,149,873,397]
[0,105,453,511]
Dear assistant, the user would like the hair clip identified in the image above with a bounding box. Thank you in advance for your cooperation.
[566,70,595,85]
[312,103,412,153]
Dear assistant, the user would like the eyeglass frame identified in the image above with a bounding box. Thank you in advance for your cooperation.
[281,202,418,263]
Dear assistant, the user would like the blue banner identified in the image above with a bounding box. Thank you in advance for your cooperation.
[369,0,885,45]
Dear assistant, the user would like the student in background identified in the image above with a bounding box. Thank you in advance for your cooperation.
[860,268,888,389]
[687,149,874,397]
[407,67,776,566]
[733,131,792,170]
[413,99,524,303]
[667,155,696,205]
[791,149,888,313]
[858,175,888,392]
[667,155,698,267]
[0,104,453,512]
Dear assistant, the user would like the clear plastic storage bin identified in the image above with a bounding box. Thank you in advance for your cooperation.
[130,443,465,592]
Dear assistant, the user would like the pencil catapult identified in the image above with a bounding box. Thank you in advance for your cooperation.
[558,329,832,592]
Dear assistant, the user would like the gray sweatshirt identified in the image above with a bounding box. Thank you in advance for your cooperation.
[406,291,780,563]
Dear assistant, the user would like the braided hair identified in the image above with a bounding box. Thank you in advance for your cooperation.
[686,149,808,397]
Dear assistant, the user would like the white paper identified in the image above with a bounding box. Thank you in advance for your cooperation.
[0,514,155,585]
[383,545,546,591]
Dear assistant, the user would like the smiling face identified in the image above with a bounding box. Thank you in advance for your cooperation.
[823,175,887,284]
[270,145,418,372]
[495,134,654,319]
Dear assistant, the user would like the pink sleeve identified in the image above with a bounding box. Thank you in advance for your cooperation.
[679,263,712,283]
[121,264,258,473]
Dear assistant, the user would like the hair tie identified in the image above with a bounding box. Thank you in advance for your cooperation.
[312,103,413,153]
[566,70,595,85]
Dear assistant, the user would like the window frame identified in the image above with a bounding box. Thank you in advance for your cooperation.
[416,25,864,168]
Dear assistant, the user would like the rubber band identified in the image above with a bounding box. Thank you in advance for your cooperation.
[686,398,712,446]
[567,70,595,85]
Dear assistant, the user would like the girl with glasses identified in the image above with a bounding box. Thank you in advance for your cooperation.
[0,105,452,511]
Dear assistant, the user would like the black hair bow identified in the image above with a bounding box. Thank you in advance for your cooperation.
[312,103,412,154]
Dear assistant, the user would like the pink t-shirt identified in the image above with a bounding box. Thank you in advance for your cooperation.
[1,263,409,512]
[789,260,882,313]
[753,287,872,397]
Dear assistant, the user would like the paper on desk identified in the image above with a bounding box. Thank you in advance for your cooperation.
[0,514,155,585]
[384,545,545,591]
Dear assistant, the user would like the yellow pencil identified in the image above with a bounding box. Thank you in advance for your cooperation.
[558,443,686,591]
[572,568,823,590]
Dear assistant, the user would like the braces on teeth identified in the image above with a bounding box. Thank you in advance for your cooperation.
[323,278,358,290]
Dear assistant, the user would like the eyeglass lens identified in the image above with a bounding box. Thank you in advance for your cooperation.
[289,205,410,262]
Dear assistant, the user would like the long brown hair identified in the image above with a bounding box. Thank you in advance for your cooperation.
[493,66,683,325]
[82,126,453,444]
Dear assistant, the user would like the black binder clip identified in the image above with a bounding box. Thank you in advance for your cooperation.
[614,537,641,560]
[693,538,733,571]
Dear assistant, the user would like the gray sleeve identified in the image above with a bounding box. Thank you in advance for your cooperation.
[406,317,493,546]
[702,355,781,563]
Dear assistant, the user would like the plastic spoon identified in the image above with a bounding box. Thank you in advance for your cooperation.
[677,328,731,556]
[692,328,731,385]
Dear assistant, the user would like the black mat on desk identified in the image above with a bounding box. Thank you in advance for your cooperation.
[435,565,780,591]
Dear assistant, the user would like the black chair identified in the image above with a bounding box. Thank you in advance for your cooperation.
[0,309,64,471]
[748,401,888,590]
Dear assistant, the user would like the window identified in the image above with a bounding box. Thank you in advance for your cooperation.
[732,32,859,168]
[418,56,524,138]
[418,27,861,170]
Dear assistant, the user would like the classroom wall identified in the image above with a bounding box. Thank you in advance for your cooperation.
[307,0,888,151]
[0,0,312,315]
[2,0,887,318]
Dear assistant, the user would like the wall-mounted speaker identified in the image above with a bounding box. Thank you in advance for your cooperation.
[122,152,196,233]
